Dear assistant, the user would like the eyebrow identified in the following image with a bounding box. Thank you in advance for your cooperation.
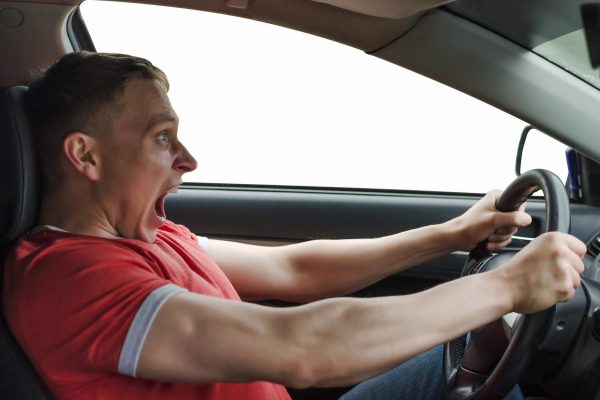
[144,114,178,133]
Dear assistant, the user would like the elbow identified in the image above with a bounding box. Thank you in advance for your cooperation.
[282,355,352,389]
[271,335,330,389]
[284,365,318,390]
[276,348,322,389]
[276,311,355,388]
[283,357,342,389]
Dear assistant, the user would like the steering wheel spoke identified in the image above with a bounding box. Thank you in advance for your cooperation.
[462,320,509,374]
[501,312,523,340]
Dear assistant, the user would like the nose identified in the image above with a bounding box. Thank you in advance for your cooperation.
[173,141,198,174]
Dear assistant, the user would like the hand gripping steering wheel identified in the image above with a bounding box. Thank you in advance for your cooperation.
[443,169,570,400]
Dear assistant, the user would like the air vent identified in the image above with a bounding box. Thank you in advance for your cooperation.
[587,233,600,259]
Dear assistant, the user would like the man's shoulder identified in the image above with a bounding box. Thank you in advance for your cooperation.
[157,220,198,246]
[158,219,194,237]
[4,227,154,281]
[2,227,168,309]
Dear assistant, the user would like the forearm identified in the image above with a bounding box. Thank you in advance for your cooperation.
[282,269,513,387]
[279,220,463,301]
[214,190,530,302]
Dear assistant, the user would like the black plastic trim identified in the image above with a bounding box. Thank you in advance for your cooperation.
[66,7,96,52]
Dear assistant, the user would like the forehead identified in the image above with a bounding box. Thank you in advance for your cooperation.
[114,78,178,132]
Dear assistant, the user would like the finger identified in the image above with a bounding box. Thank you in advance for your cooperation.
[493,211,532,231]
[559,256,582,284]
[488,189,503,200]
[559,285,576,303]
[565,235,587,258]
[485,189,503,210]
[487,233,513,244]
[565,247,586,275]
[570,267,582,289]
[487,237,512,250]
[513,211,532,227]
[518,202,527,213]
[493,226,518,236]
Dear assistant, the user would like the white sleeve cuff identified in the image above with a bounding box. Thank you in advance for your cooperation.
[197,235,210,255]
[118,283,187,377]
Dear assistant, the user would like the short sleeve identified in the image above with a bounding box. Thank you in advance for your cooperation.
[4,238,178,382]
[118,283,185,376]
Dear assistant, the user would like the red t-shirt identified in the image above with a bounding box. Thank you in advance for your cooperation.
[3,220,291,400]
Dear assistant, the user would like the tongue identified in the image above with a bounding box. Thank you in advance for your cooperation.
[155,193,167,222]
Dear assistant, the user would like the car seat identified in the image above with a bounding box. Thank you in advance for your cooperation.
[0,85,53,399]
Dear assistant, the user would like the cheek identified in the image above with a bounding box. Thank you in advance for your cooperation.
[102,147,140,175]
[148,152,176,171]
[128,157,174,188]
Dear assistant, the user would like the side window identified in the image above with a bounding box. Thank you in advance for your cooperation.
[80,1,530,193]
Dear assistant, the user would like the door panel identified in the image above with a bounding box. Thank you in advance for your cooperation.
[164,186,584,285]
[167,185,600,288]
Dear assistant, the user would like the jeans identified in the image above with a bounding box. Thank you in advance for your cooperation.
[339,345,523,400]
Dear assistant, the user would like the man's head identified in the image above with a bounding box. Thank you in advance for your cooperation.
[27,51,170,193]
[27,51,197,242]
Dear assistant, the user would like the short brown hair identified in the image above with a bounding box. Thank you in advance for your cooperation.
[26,51,169,192]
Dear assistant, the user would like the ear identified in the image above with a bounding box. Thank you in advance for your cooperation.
[63,132,100,181]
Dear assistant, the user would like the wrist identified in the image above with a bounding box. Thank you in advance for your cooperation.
[439,217,469,251]
[485,266,522,314]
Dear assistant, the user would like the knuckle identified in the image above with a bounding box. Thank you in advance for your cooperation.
[559,282,574,298]
[546,231,563,241]
[557,288,570,301]
[556,261,570,276]
[550,246,568,261]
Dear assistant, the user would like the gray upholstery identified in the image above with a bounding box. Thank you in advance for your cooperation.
[0,85,52,399]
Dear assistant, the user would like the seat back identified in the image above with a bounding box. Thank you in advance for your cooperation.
[0,85,53,399]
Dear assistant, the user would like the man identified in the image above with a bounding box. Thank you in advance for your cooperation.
[3,51,585,400]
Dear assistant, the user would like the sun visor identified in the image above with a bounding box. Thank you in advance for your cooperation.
[310,0,455,19]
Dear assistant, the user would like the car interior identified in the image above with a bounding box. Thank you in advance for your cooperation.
[3,0,600,399]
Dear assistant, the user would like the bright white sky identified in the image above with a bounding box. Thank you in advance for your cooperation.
[80,1,567,193]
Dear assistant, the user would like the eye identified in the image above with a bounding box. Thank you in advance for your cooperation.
[157,131,170,145]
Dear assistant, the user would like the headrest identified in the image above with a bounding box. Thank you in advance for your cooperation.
[0,86,39,249]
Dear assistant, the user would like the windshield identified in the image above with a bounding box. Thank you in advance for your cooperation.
[449,0,600,90]
[533,29,599,90]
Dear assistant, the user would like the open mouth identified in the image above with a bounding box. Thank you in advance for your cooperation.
[154,184,180,224]
[154,192,168,223]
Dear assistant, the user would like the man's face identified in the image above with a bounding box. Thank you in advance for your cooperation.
[95,78,197,242]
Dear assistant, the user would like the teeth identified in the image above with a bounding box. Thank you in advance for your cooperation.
[159,216,166,223]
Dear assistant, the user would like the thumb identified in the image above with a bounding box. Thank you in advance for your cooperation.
[514,211,532,227]
[495,210,532,228]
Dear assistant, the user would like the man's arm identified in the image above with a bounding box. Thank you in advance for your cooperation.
[137,232,585,388]
[210,190,532,302]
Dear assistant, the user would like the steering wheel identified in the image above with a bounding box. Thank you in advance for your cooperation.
[443,169,571,400]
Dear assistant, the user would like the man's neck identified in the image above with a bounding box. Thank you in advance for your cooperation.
[37,188,121,239]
